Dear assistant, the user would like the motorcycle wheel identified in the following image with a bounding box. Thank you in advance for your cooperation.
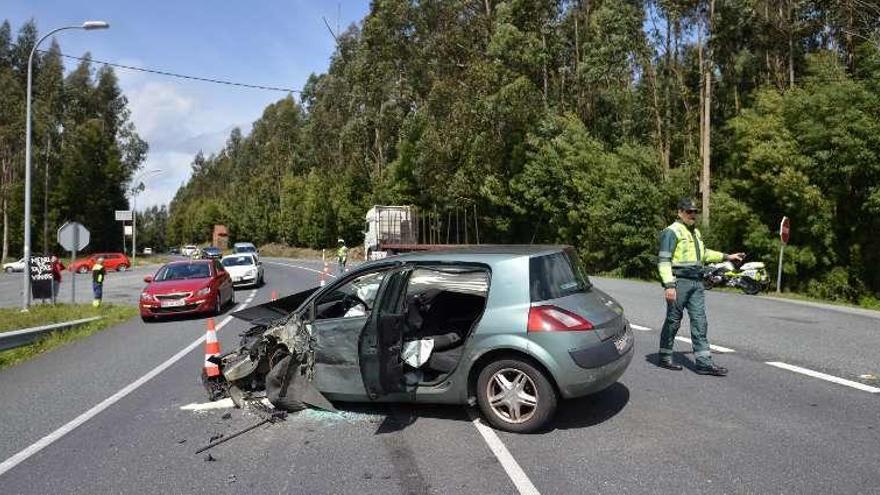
[739,278,761,295]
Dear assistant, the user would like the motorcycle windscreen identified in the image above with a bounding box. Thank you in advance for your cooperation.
[359,267,411,399]
[231,287,318,324]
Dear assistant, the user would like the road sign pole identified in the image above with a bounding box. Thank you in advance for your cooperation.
[71,227,78,304]
[776,244,784,294]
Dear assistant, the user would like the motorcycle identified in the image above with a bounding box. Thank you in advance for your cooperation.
[703,260,770,295]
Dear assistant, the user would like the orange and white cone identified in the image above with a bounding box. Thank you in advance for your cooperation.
[271,290,278,302]
[203,318,221,378]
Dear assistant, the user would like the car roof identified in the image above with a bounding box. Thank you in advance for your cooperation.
[365,244,571,266]
[222,253,255,260]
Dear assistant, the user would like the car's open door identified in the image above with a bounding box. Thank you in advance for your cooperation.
[359,265,412,399]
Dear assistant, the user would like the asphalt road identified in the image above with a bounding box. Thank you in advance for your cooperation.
[0,258,877,494]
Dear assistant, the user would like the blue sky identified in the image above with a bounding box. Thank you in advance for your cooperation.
[5,1,370,209]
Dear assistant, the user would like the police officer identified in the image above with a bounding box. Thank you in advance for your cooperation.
[92,256,106,307]
[336,239,348,274]
[657,198,744,375]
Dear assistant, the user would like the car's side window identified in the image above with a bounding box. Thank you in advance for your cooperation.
[314,270,388,320]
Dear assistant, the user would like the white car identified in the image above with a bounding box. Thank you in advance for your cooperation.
[221,253,264,287]
[181,245,199,257]
[3,258,25,273]
[232,242,259,261]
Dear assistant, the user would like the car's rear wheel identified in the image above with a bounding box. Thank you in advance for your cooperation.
[4,267,12,273]
[78,266,88,274]
[476,359,557,433]
[117,264,128,272]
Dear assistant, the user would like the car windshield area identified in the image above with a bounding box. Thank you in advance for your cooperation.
[155,263,212,281]
[529,248,593,302]
[315,270,388,319]
[222,256,254,267]
[234,246,256,253]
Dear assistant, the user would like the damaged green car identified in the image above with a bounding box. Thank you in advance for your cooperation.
[210,246,634,433]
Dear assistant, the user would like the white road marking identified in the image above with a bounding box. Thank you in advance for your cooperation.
[631,323,653,331]
[180,397,273,411]
[766,362,880,393]
[674,336,736,353]
[265,260,337,278]
[467,408,540,495]
[0,302,250,478]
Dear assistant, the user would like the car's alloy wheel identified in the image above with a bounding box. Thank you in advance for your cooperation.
[117,264,128,272]
[78,266,88,274]
[476,359,557,433]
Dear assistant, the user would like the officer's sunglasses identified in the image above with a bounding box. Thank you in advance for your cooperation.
[685,209,699,214]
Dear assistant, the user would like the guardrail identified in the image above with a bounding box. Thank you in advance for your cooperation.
[0,316,104,351]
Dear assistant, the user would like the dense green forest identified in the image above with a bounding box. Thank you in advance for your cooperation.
[171,1,875,304]
[0,19,147,258]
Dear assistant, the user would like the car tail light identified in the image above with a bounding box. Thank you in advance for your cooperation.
[527,305,594,332]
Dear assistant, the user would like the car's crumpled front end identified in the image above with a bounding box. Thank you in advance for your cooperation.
[204,289,335,413]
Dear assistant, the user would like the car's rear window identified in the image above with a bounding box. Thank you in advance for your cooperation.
[529,249,593,302]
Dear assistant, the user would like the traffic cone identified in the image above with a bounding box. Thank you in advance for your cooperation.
[271,290,277,301]
[203,318,221,378]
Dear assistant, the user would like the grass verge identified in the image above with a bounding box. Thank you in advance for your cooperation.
[0,304,138,370]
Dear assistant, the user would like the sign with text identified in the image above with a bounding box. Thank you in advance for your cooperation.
[29,255,54,300]
[115,210,133,222]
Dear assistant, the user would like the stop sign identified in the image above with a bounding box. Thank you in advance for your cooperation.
[779,216,790,245]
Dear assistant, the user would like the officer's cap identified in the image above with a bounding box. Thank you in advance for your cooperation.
[677,197,699,212]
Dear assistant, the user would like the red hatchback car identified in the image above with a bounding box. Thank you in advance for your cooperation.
[139,260,235,322]
[69,252,131,273]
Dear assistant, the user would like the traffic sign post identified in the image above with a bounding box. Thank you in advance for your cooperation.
[58,221,90,304]
[777,216,790,293]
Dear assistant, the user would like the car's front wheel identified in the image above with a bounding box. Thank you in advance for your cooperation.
[78,266,88,274]
[476,358,557,433]
[4,267,12,273]
[117,264,128,272]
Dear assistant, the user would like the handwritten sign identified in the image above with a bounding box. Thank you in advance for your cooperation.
[30,255,54,300]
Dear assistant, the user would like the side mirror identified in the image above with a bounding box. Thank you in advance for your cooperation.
[143,276,153,283]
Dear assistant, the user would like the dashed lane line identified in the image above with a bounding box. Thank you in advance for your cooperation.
[674,336,736,353]
[467,408,540,495]
[631,323,653,331]
[766,362,880,394]
[0,302,251,478]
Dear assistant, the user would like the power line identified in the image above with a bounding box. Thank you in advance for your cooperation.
[38,49,300,93]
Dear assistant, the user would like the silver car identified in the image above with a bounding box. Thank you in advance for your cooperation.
[217,245,633,432]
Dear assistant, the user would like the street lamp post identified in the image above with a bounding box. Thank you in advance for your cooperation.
[130,169,161,266]
[22,21,109,311]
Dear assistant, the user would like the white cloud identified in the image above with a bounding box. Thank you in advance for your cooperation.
[118,77,255,210]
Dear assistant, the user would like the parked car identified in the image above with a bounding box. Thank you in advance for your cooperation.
[215,245,634,433]
[201,246,223,259]
[139,259,235,322]
[181,245,199,257]
[221,253,264,288]
[3,258,25,273]
[69,253,131,273]
[232,242,259,261]
[143,247,153,255]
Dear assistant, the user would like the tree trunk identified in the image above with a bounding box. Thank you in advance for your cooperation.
[542,31,548,107]
[701,0,715,227]
[2,198,8,263]
[788,0,795,88]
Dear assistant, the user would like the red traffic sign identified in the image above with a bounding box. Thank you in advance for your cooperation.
[779,216,790,245]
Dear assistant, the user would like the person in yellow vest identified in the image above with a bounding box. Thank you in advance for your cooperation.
[92,257,106,307]
[336,239,348,274]
[657,198,744,376]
